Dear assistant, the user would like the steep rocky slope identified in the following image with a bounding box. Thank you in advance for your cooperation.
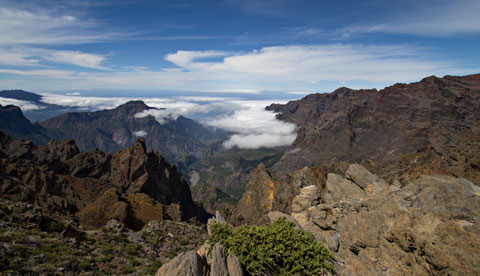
[267,74,480,172]
[0,104,49,145]
[0,132,207,229]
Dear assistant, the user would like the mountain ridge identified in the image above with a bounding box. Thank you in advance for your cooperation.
[266,73,480,173]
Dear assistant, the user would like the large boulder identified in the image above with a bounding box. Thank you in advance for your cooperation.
[155,250,208,276]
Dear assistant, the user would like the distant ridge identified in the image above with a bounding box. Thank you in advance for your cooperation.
[267,73,480,172]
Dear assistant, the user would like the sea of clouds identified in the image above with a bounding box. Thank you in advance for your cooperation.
[0,92,300,149]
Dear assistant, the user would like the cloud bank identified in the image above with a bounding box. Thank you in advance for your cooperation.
[202,100,297,149]
[36,93,297,149]
[0,97,43,111]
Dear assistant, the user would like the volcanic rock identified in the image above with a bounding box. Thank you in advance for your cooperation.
[267,74,480,172]
[0,132,206,230]
[290,168,480,275]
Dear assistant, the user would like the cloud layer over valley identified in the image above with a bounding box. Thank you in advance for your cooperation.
[25,92,298,150]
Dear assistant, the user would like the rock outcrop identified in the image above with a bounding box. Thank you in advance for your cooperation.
[289,164,480,275]
[157,213,244,276]
[232,164,328,225]
[0,132,207,230]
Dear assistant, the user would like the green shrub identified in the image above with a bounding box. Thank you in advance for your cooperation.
[77,257,91,270]
[121,266,136,274]
[208,218,333,276]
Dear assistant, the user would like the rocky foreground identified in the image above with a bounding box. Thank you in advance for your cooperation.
[0,131,210,274]
[157,163,480,276]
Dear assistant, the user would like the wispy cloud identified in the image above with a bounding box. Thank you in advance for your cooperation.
[0,4,110,46]
[0,47,109,70]
[346,0,480,36]
[43,50,108,70]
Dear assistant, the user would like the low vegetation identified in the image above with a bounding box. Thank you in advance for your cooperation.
[208,218,333,276]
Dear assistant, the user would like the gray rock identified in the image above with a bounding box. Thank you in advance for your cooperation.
[346,164,388,196]
[291,185,321,212]
[155,250,207,276]
[346,164,376,188]
[210,243,229,276]
[215,211,226,223]
[226,253,244,276]
[324,173,365,203]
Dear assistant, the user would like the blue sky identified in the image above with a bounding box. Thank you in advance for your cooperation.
[0,0,479,95]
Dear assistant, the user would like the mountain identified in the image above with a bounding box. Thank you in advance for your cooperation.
[266,74,480,173]
[0,89,76,121]
[0,131,208,229]
[0,89,43,102]
[0,132,209,274]
[0,104,50,144]
[38,101,218,164]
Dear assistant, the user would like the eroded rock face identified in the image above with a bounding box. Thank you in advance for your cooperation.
[290,164,480,276]
[0,132,205,230]
[155,250,208,276]
[232,164,327,225]
[267,74,480,172]
[156,241,245,276]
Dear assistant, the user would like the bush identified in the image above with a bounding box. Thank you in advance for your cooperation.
[208,218,333,276]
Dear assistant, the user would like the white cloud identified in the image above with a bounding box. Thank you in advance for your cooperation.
[0,97,43,111]
[0,69,75,77]
[43,50,108,70]
[0,47,108,69]
[223,133,296,149]
[35,92,298,149]
[39,93,132,110]
[287,91,310,95]
[347,0,480,36]
[135,109,179,124]
[165,50,228,69]
[0,48,40,66]
[203,100,297,149]
[2,43,459,92]
[0,4,115,46]
[133,130,147,137]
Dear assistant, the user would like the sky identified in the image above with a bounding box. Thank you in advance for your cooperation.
[0,0,479,149]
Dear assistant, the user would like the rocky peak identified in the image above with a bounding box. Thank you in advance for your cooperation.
[115,100,151,114]
[0,132,207,231]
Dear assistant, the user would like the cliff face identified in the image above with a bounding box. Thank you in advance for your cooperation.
[267,74,480,172]
[0,132,207,230]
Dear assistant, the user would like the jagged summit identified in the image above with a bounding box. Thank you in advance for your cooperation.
[0,131,207,230]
